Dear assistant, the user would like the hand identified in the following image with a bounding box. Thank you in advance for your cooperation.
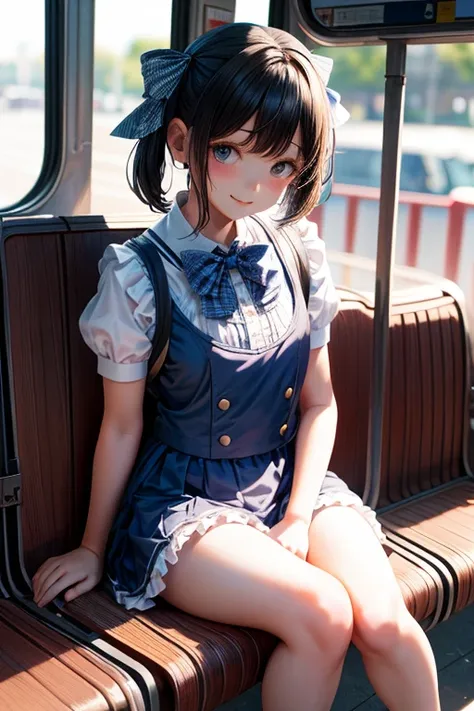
[32,546,104,608]
[267,514,310,560]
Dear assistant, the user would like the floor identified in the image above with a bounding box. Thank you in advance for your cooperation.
[217,603,474,711]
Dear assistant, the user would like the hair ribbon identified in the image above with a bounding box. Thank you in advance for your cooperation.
[111,49,192,139]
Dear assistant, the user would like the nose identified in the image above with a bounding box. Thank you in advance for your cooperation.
[244,179,261,195]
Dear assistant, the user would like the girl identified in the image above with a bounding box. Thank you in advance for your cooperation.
[33,23,441,711]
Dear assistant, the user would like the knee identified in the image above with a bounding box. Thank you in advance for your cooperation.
[353,598,412,656]
[286,574,353,663]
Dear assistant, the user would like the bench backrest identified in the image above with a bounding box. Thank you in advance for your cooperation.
[0,219,468,572]
[330,290,468,507]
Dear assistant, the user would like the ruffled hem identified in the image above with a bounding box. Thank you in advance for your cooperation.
[312,492,387,546]
[112,493,386,611]
[113,508,270,611]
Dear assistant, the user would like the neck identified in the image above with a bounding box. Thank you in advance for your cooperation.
[180,188,237,248]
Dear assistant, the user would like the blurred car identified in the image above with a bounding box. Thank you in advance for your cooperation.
[93,89,124,113]
[2,85,44,110]
[335,121,474,195]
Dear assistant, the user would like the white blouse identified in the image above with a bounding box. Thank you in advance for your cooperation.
[79,191,339,382]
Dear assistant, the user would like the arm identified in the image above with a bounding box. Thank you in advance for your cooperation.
[285,345,338,526]
[81,376,146,557]
[32,376,146,606]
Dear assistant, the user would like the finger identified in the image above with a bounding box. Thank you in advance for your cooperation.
[32,558,60,588]
[33,565,63,602]
[278,541,295,554]
[64,578,94,603]
[34,565,67,603]
[36,572,82,608]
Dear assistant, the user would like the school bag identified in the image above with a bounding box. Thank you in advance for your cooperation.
[127,214,311,401]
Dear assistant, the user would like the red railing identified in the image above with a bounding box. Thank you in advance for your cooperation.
[309,184,474,284]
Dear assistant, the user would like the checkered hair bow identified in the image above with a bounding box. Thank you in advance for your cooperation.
[111,49,192,139]
[181,242,278,319]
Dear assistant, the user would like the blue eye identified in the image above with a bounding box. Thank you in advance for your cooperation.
[271,161,296,178]
[212,145,239,164]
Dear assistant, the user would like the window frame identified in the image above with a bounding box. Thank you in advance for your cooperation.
[0,0,65,215]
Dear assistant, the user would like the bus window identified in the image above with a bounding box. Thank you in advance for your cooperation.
[235,0,270,24]
[91,0,185,214]
[0,1,45,209]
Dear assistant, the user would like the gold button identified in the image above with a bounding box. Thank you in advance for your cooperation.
[285,388,293,399]
[218,398,231,411]
[280,424,288,436]
[219,435,232,447]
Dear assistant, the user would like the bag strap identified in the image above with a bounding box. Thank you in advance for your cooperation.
[250,214,310,306]
[127,231,172,392]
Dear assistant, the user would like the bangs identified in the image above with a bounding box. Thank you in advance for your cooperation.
[185,29,330,232]
[205,50,321,165]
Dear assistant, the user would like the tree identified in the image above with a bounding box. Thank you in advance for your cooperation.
[312,45,386,94]
[128,37,169,60]
[0,62,17,87]
[436,43,474,83]
[94,49,119,94]
[122,37,169,95]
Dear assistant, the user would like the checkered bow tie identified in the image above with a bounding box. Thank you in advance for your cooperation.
[180,241,278,319]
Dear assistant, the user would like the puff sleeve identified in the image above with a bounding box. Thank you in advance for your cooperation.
[79,243,156,382]
[295,217,339,349]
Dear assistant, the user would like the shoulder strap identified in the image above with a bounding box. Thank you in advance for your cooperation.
[127,231,172,394]
[250,214,310,306]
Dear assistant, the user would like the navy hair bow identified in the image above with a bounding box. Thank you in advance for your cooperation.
[111,49,192,139]
[181,242,278,319]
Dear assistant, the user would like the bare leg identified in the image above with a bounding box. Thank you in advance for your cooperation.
[307,505,441,711]
[161,521,354,711]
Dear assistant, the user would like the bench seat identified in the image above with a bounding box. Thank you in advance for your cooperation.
[0,599,141,710]
[380,479,474,619]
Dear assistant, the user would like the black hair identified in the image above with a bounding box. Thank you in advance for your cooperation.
[129,23,330,232]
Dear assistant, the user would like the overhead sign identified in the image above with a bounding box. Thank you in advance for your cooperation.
[295,0,474,42]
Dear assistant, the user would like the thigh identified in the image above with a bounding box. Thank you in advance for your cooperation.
[160,521,352,643]
[306,505,404,618]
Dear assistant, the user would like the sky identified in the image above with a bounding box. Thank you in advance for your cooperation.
[0,0,270,61]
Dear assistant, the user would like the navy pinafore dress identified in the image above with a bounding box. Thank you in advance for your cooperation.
[105,231,317,610]
[88,211,386,611]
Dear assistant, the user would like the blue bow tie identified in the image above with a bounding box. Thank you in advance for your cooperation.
[180,241,278,319]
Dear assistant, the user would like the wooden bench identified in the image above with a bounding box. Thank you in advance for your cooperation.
[0,215,472,710]
[0,597,150,710]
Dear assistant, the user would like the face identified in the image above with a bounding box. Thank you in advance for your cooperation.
[205,116,303,220]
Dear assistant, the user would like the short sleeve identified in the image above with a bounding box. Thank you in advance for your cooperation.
[295,217,339,349]
[79,243,156,382]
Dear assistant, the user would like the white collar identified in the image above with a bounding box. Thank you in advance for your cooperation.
[151,190,249,257]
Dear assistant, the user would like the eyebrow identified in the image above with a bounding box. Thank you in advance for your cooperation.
[237,128,302,151]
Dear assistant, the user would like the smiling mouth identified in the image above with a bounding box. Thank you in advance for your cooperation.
[231,195,253,205]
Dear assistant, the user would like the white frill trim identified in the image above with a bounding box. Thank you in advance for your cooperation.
[113,508,270,611]
[113,495,386,611]
[313,492,388,546]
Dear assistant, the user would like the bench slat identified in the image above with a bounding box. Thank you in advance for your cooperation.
[0,600,133,710]
[381,480,474,616]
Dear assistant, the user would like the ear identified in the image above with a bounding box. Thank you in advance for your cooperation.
[167,118,190,165]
